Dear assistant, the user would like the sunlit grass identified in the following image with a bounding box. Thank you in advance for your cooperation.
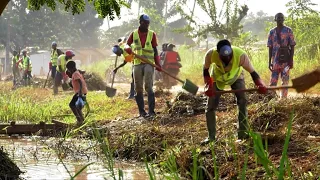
[0,82,136,123]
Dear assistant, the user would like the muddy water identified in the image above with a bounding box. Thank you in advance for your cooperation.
[0,136,150,180]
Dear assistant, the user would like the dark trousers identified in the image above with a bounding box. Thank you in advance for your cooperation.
[51,66,57,79]
[205,78,248,140]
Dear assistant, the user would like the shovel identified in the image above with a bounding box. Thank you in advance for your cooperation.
[215,69,320,94]
[105,55,118,97]
[132,53,199,95]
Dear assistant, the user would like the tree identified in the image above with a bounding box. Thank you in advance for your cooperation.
[0,0,103,50]
[27,0,128,19]
[177,0,249,41]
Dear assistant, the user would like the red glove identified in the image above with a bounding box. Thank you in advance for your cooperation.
[204,76,215,97]
[49,62,52,70]
[154,55,162,71]
[254,79,267,94]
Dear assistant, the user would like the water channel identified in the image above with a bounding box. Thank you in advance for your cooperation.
[0,136,150,180]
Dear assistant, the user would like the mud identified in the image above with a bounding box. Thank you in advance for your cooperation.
[0,148,22,180]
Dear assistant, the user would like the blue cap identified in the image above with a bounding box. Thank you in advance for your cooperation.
[219,45,232,56]
[52,41,57,46]
[140,14,150,22]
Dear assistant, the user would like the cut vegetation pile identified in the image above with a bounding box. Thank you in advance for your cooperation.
[0,148,22,180]
[106,91,320,179]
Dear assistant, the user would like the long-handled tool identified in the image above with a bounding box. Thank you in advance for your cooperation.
[105,55,118,97]
[130,51,199,95]
[215,68,320,94]
[43,69,51,88]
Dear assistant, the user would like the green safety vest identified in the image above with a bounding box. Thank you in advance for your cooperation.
[57,54,70,72]
[12,56,18,67]
[132,29,154,65]
[210,46,244,90]
[51,49,59,66]
[23,56,32,71]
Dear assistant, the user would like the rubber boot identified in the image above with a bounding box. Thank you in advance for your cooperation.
[53,85,58,95]
[127,81,135,99]
[147,91,156,116]
[135,93,146,117]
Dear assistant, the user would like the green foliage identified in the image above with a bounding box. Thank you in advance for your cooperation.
[177,0,249,40]
[1,0,104,50]
[27,0,128,19]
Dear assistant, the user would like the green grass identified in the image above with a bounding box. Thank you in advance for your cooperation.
[0,82,136,123]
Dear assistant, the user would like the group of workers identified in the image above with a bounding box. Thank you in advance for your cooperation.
[11,49,33,87]
[111,12,295,144]
[6,11,295,141]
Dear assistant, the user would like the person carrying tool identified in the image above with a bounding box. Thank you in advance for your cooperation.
[22,49,32,86]
[66,60,88,126]
[53,50,75,95]
[202,39,267,144]
[162,44,182,88]
[267,13,296,99]
[112,42,135,99]
[50,42,64,84]
[125,14,162,118]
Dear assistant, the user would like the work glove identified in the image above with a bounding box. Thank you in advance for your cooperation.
[268,63,273,71]
[204,76,215,97]
[254,78,267,94]
[49,62,52,70]
[154,55,162,72]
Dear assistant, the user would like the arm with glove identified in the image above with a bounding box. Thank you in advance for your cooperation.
[240,54,267,94]
[203,50,215,97]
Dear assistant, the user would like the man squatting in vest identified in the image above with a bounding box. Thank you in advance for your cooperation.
[50,41,64,85]
[112,38,136,99]
[202,39,267,145]
[125,14,162,118]
[22,49,33,86]
[53,50,75,95]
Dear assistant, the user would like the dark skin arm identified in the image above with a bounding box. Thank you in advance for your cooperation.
[268,47,273,71]
[78,79,82,96]
[290,45,295,68]
[177,52,181,62]
[113,61,127,73]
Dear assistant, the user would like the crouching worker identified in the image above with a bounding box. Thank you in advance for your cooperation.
[202,39,267,145]
[66,60,88,126]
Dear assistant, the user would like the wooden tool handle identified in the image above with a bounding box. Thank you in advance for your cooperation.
[216,85,295,94]
[133,53,184,83]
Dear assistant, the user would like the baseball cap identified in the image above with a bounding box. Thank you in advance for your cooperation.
[140,14,150,22]
[219,45,232,56]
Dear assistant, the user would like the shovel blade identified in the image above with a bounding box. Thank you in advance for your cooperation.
[106,86,117,97]
[182,79,199,95]
[292,68,320,93]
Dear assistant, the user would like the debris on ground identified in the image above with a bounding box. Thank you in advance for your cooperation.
[0,148,22,180]
[83,72,106,91]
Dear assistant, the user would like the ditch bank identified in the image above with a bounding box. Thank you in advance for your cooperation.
[99,91,320,179]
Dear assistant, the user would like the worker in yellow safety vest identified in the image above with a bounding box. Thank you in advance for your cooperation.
[201,39,268,145]
[22,49,32,86]
[49,41,64,84]
[11,50,21,86]
[53,50,75,95]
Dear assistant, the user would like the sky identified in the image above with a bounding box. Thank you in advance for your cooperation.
[101,0,320,30]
